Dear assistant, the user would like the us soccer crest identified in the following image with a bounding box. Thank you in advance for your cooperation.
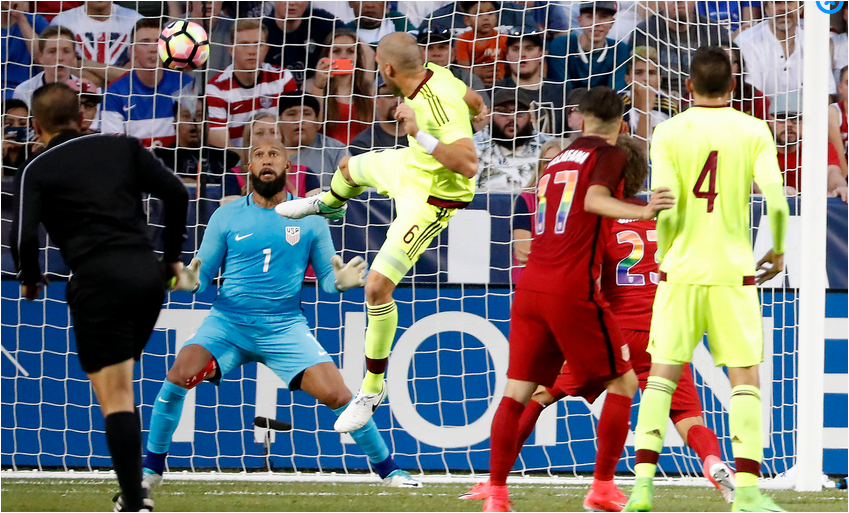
[285,226,300,246]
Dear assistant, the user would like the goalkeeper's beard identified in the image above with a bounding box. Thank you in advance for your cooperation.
[250,168,288,199]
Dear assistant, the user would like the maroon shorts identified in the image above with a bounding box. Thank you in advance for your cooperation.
[546,329,703,423]
[508,289,631,389]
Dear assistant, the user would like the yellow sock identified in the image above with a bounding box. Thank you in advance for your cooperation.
[322,169,364,208]
[362,301,397,394]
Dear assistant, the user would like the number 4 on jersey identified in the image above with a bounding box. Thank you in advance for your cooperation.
[693,151,718,212]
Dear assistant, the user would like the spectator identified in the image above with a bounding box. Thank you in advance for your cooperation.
[417,27,490,103]
[13,25,78,107]
[634,0,729,100]
[416,1,535,34]
[263,1,345,85]
[347,1,415,45]
[832,8,847,85]
[512,1,570,40]
[770,91,845,196]
[734,1,836,99]
[101,18,194,148]
[829,66,848,177]
[548,2,630,92]
[697,1,760,36]
[350,76,409,156]
[278,93,348,189]
[456,1,509,87]
[307,28,374,145]
[207,18,298,154]
[50,1,142,87]
[511,137,569,282]
[497,30,565,135]
[66,77,101,133]
[154,98,240,197]
[228,112,320,199]
[2,99,30,176]
[474,88,550,191]
[622,46,678,144]
[2,3,50,98]
[724,43,769,120]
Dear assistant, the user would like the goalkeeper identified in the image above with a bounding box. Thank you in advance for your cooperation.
[142,140,421,490]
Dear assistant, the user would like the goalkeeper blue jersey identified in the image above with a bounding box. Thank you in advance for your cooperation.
[196,193,339,317]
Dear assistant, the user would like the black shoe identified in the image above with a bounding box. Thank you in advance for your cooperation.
[112,484,154,512]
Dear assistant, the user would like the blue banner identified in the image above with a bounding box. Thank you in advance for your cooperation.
[2,282,846,475]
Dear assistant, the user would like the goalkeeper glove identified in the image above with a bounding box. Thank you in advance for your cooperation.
[332,255,368,292]
[173,257,202,292]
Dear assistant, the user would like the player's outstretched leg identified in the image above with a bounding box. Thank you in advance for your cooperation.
[727,378,785,512]
[335,272,397,433]
[625,372,679,512]
[143,347,218,489]
[275,161,361,220]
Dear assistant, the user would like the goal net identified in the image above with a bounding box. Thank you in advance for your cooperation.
[1,1,842,487]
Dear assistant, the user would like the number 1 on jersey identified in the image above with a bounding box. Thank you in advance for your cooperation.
[262,248,271,272]
[693,151,718,212]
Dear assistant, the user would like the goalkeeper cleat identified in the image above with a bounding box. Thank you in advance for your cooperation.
[482,485,513,512]
[274,195,347,220]
[459,479,491,500]
[334,382,387,433]
[622,477,653,512]
[583,479,627,512]
[383,469,423,488]
[703,455,735,503]
[142,467,162,489]
[731,486,785,512]
[112,484,154,512]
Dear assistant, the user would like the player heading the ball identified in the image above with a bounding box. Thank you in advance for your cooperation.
[275,32,488,434]
[623,46,790,513]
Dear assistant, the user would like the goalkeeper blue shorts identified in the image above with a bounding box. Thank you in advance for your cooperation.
[183,308,333,388]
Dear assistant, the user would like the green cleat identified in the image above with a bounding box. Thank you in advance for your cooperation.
[623,477,654,512]
[731,486,786,512]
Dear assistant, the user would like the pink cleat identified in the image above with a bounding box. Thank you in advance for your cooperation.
[583,479,627,512]
[704,454,736,503]
[483,484,512,512]
[460,479,491,500]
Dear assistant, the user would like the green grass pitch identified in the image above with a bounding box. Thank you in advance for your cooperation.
[1,478,846,511]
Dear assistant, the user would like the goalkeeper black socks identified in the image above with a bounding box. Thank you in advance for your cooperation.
[105,411,144,511]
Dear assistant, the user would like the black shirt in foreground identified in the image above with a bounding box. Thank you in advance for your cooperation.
[11,132,189,285]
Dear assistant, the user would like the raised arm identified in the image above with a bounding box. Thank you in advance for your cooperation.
[394,103,479,178]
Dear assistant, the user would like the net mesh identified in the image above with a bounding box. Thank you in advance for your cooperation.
[0,1,819,483]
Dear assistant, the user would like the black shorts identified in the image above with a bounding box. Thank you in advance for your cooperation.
[66,247,166,374]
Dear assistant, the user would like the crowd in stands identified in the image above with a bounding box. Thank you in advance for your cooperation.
[2,1,848,212]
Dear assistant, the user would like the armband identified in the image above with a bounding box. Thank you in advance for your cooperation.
[415,131,439,154]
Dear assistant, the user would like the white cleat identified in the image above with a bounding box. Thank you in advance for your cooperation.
[383,469,423,488]
[705,455,736,504]
[142,467,162,489]
[274,195,347,220]
[333,382,387,433]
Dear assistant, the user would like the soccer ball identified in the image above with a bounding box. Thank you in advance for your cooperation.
[158,20,209,70]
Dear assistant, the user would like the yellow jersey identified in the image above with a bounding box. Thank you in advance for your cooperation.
[405,62,475,204]
[650,106,783,285]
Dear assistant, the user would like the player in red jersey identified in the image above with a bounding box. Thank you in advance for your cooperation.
[469,136,735,508]
[463,136,735,511]
[483,88,675,513]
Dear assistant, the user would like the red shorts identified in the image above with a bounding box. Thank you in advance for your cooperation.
[547,329,703,424]
[508,289,631,389]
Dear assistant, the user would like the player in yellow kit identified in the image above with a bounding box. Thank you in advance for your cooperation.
[276,31,487,433]
[623,47,789,513]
